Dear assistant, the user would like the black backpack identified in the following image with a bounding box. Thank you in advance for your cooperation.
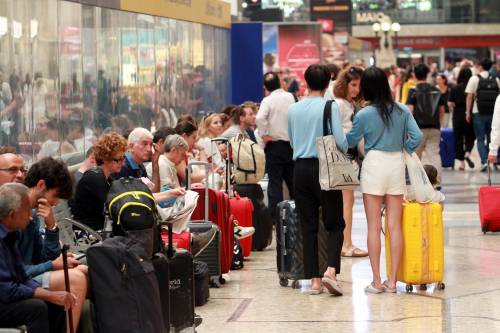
[476,74,499,115]
[412,83,442,128]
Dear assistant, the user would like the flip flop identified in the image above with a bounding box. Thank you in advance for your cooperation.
[321,276,343,296]
[342,246,368,257]
[382,281,397,293]
[307,287,323,295]
[364,283,384,294]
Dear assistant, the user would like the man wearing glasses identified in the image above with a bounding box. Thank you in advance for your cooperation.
[0,151,26,184]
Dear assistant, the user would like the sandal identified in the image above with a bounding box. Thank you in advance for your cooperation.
[364,283,384,294]
[382,280,397,293]
[321,276,342,296]
[307,287,323,295]
[341,246,368,257]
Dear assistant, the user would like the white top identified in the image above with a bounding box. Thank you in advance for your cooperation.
[146,154,180,188]
[490,95,500,156]
[335,98,355,134]
[324,80,336,101]
[256,89,295,142]
[197,137,224,169]
[465,71,500,114]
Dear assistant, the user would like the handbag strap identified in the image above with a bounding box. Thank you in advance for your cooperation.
[323,100,334,136]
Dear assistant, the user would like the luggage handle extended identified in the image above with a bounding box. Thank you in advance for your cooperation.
[488,161,492,186]
[211,137,232,197]
[186,161,209,222]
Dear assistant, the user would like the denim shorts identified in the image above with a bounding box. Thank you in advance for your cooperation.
[33,271,52,289]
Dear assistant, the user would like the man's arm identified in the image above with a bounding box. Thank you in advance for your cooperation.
[255,99,271,143]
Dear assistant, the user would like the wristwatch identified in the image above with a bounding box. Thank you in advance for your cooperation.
[46,224,59,232]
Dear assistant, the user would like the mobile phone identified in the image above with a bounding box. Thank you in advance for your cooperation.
[74,253,86,261]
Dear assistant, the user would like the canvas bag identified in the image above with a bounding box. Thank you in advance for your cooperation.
[230,133,266,184]
[316,100,359,191]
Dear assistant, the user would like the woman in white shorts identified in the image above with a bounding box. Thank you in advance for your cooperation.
[346,67,422,293]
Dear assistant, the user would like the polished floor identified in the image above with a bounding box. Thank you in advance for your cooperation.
[196,167,500,333]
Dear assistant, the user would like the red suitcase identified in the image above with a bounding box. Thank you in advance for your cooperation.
[161,229,192,252]
[230,192,254,257]
[479,165,500,233]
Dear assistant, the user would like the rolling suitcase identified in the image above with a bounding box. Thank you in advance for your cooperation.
[276,200,328,288]
[234,183,273,251]
[479,164,500,233]
[87,237,164,333]
[190,162,234,275]
[194,261,210,306]
[230,192,254,257]
[385,202,445,292]
[161,229,191,252]
[440,128,455,168]
[151,252,170,333]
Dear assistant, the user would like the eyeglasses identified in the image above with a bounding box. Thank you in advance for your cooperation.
[111,156,125,163]
[0,167,27,174]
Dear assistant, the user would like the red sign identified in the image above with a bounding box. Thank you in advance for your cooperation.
[317,19,334,32]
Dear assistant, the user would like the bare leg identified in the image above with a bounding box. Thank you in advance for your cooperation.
[342,190,355,249]
[311,277,322,290]
[385,194,404,289]
[363,193,384,289]
[49,269,88,332]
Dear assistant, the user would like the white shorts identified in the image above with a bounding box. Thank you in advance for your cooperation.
[361,150,405,196]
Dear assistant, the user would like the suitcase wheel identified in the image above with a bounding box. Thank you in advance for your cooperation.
[219,276,226,285]
[419,284,427,291]
[405,285,413,293]
[437,282,445,290]
[279,277,289,287]
[291,280,300,289]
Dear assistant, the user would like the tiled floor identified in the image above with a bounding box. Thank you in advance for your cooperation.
[196,168,500,333]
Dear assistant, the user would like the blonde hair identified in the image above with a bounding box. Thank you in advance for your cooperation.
[198,114,221,139]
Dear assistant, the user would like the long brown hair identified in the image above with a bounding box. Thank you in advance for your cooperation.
[334,66,363,101]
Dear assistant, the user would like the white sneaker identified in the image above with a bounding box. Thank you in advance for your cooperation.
[234,225,255,240]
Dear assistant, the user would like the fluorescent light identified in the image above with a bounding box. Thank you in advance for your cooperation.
[30,19,38,39]
[12,20,22,39]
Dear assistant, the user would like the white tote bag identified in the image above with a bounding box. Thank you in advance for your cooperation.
[316,100,360,191]
[404,151,438,203]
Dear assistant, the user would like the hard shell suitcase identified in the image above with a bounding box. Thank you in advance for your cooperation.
[230,192,254,257]
[151,253,170,333]
[276,200,328,288]
[87,237,164,333]
[385,202,445,292]
[440,128,455,168]
[161,229,191,252]
[234,183,272,251]
[479,165,500,233]
[165,223,195,332]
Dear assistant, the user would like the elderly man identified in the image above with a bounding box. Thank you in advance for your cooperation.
[0,183,76,333]
[112,127,161,192]
[147,134,188,189]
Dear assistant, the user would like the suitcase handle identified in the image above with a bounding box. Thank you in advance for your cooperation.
[488,161,492,186]
[211,137,232,197]
[187,161,209,221]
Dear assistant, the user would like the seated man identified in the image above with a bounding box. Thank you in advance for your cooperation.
[0,183,76,333]
[19,158,87,330]
[147,134,187,189]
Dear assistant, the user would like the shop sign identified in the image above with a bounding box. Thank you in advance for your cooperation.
[356,12,389,23]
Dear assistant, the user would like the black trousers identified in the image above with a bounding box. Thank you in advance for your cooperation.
[0,298,65,333]
[453,113,475,161]
[293,158,345,278]
[265,141,294,222]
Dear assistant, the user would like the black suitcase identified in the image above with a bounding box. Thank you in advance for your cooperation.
[151,253,170,333]
[276,200,328,288]
[234,184,273,251]
[87,237,164,333]
[165,223,195,333]
[194,261,210,306]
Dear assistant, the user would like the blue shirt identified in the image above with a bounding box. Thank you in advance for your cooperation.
[346,103,422,154]
[112,151,148,180]
[288,97,348,160]
[18,212,61,278]
[0,224,40,303]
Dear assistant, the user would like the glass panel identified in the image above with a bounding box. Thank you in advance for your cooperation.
[31,0,59,161]
[154,17,172,128]
[168,19,182,117]
[136,13,155,131]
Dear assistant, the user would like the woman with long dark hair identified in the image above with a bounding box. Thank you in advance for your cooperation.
[449,68,475,170]
[347,67,422,293]
[436,73,452,127]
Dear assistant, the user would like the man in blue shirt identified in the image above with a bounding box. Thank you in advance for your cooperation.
[288,64,347,296]
[0,183,76,332]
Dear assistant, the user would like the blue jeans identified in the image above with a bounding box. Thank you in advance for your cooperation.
[472,114,493,164]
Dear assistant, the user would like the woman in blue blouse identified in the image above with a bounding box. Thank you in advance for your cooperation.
[347,67,422,293]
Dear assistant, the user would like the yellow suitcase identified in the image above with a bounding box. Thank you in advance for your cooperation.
[385,202,445,292]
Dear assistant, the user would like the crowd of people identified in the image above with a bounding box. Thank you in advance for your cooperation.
[0,54,499,332]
